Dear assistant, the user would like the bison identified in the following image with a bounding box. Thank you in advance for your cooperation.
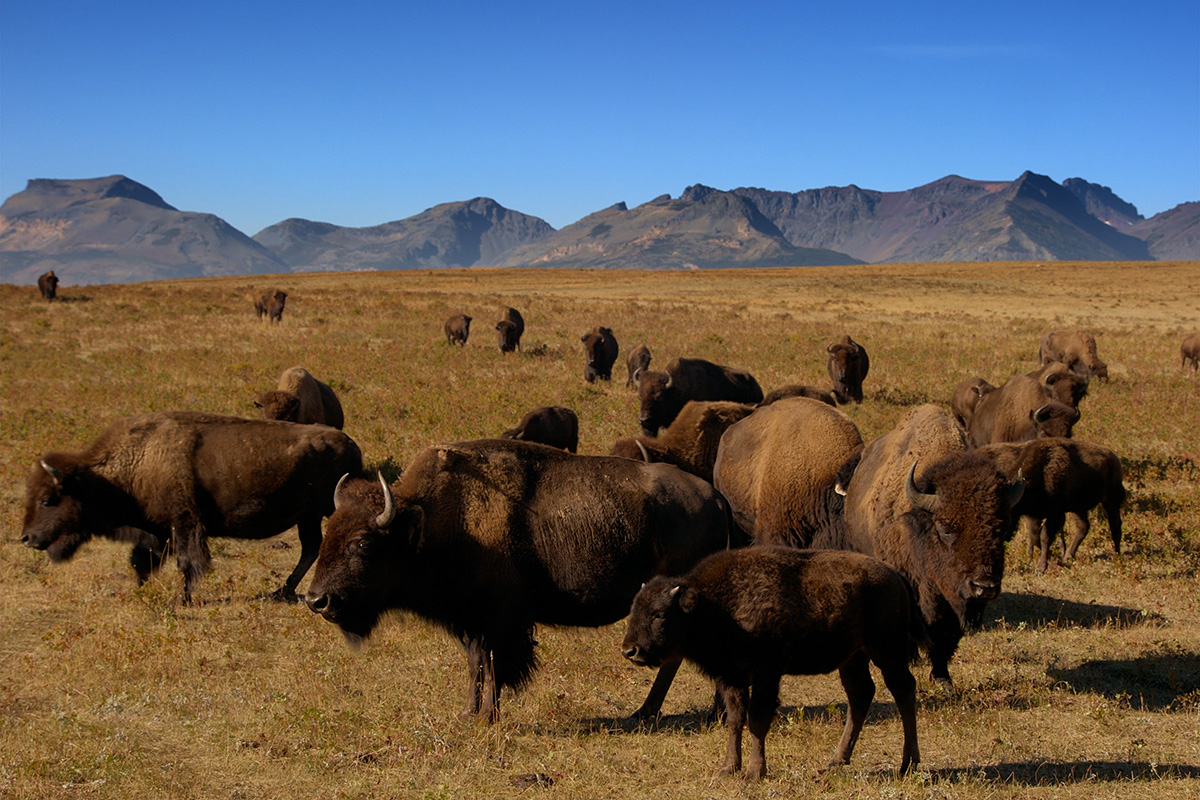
[636,357,763,436]
[21,411,363,602]
[759,384,837,407]
[623,547,924,779]
[444,314,472,346]
[495,307,525,353]
[827,335,870,404]
[626,343,652,388]
[1039,329,1108,380]
[1182,332,1200,373]
[1027,362,1089,408]
[713,397,863,548]
[950,377,996,430]
[841,405,1024,683]
[967,374,1081,447]
[500,406,579,453]
[37,270,59,301]
[609,400,756,483]
[304,439,733,722]
[581,326,619,382]
[255,366,345,429]
[255,289,288,323]
[980,438,1125,573]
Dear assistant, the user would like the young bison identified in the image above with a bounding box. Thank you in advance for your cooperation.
[623,547,925,780]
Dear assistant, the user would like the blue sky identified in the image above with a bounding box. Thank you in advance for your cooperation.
[2,1,1197,235]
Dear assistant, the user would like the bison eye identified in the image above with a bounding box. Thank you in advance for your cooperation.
[39,495,58,508]
[935,522,955,543]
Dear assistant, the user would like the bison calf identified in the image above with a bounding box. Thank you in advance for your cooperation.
[581,326,619,382]
[610,400,755,483]
[950,377,995,430]
[255,366,345,429]
[626,343,652,387]
[500,406,579,453]
[623,547,924,780]
[444,314,472,346]
[1182,332,1200,374]
[827,335,869,404]
[255,289,288,323]
[496,307,525,353]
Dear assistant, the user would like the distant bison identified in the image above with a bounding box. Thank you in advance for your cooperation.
[1027,362,1089,408]
[1182,332,1200,373]
[21,411,362,602]
[827,335,870,404]
[496,307,525,353]
[950,377,996,431]
[305,439,733,722]
[610,400,755,483]
[444,314,472,346]
[759,384,837,407]
[255,289,288,323]
[636,357,763,436]
[623,547,924,779]
[1039,329,1108,380]
[255,366,345,429]
[626,343,652,388]
[713,397,863,548]
[500,405,579,453]
[37,270,59,301]
[981,438,1125,573]
[580,326,619,382]
[967,374,1081,447]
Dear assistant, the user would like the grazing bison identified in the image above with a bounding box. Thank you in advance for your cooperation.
[713,397,863,548]
[950,377,996,430]
[495,307,525,353]
[841,405,1024,682]
[255,289,288,323]
[759,384,837,407]
[636,357,763,436]
[1027,362,1089,408]
[626,343,652,387]
[255,366,345,429]
[827,335,870,404]
[967,374,1081,447]
[21,411,363,602]
[981,438,1125,573]
[1182,332,1200,373]
[623,547,924,779]
[305,439,733,722]
[444,314,472,346]
[500,405,579,453]
[1039,329,1108,380]
[610,400,756,483]
[37,270,59,301]
[580,326,619,382]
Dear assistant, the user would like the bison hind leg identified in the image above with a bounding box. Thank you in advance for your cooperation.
[830,653,874,769]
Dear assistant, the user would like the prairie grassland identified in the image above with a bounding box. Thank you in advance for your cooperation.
[1,262,1198,800]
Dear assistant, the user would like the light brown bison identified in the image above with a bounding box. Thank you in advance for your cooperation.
[255,289,288,323]
[1039,329,1108,380]
[626,343,652,387]
[950,377,996,430]
[255,366,345,429]
[500,405,579,453]
[841,405,1024,682]
[580,326,619,382]
[610,400,756,483]
[636,357,763,436]
[623,547,925,779]
[21,411,362,602]
[713,397,863,548]
[1182,332,1200,373]
[759,383,837,407]
[1027,362,1089,407]
[827,335,870,404]
[444,314,471,346]
[304,439,733,722]
[495,307,525,353]
[980,438,1125,573]
[967,375,1081,447]
[37,270,59,301]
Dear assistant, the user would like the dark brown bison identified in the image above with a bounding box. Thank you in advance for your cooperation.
[950,377,995,430]
[37,270,59,301]
[1039,329,1108,380]
[21,411,362,602]
[967,374,1081,447]
[500,405,579,453]
[444,314,471,346]
[1182,332,1200,373]
[827,335,870,404]
[623,547,924,779]
[580,326,619,382]
[495,307,525,353]
[254,366,345,429]
[610,400,756,483]
[626,343,652,387]
[841,404,1024,683]
[304,439,733,722]
[713,397,863,548]
[1027,362,1089,407]
[759,384,837,407]
[980,438,1125,573]
[636,357,763,436]
[255,289,288,323]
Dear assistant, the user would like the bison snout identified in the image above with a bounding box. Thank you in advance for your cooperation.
[305,592,331,614]
[969,579,1000,600]
[20,531,46,550]
[622,644,646,665]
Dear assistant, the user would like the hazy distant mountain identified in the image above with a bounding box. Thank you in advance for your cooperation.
[1061,178,1143,227]
[1129,202,1200,260]
[0,176,288,284]
[253,198,555,271]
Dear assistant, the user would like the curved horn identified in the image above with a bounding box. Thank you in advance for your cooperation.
[834,481,848,497]
[1071,405,1081,423]
[635,440,653,463]
[333,473,351,511]
[664,372,673,390]
[40,459,64,484]
[1033,404,1051,423]
[905,460,941,514]
[375,473,396,528]
[632,367,643,383]
[827,343,836,353]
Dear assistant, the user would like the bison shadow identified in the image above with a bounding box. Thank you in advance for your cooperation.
[1046,652,1200,711]
[585,699,910,737]
[870,386,937,407]
[987,592,1162,631]
[922,760,1200,785]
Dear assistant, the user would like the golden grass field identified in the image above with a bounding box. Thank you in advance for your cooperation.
[1,261,1198,800]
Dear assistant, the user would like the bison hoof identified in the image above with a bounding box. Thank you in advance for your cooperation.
[267,587,298,603]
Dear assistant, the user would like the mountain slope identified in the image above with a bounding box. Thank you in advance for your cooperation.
[1129,202,1200,260]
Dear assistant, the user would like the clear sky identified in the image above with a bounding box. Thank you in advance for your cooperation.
[2,0,1197,235]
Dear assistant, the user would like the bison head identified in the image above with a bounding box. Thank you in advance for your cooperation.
[305,474,423,648]
[622,576,695,668]
[580,331,607,383]
[1042,369,1088,407]
[254,390,301,422]
[496,320,519,353]
[21,456,96,562]
[902,453,1023,631]
[636,369,683,436]
[827,336,868,404]
[1031,402,1080,439]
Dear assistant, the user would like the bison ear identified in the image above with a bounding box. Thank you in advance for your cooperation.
[678,587,697,614]
[397,506,426,551]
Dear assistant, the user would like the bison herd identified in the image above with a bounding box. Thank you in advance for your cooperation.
[13,296,1187,779]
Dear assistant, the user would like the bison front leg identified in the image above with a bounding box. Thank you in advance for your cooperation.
[830,653,874,769]
[628,656,683,722]
[273,516,322,602]
[1063,512,1091,562]
[1039,513,1066,573]
[460,634,487,718]
[1022,515,1041,559]
[171,513,211,604]
[717,681,748,776]
[745,673,781,780]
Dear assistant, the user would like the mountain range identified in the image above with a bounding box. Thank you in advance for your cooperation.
[1,172,1195,284]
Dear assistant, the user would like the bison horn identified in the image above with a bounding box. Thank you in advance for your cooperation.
[1071,406,1081,423]
[664,373,673,390]
[1033,404,1052,423]
[834,481,847,497]
[375,473,396,528]
[40,459,64,484]
[635,440,652,463]
[905,461,941,514]
[632,368,643,383]
[333,473,351,510]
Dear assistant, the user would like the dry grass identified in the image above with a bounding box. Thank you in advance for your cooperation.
[1,261,1198,799]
